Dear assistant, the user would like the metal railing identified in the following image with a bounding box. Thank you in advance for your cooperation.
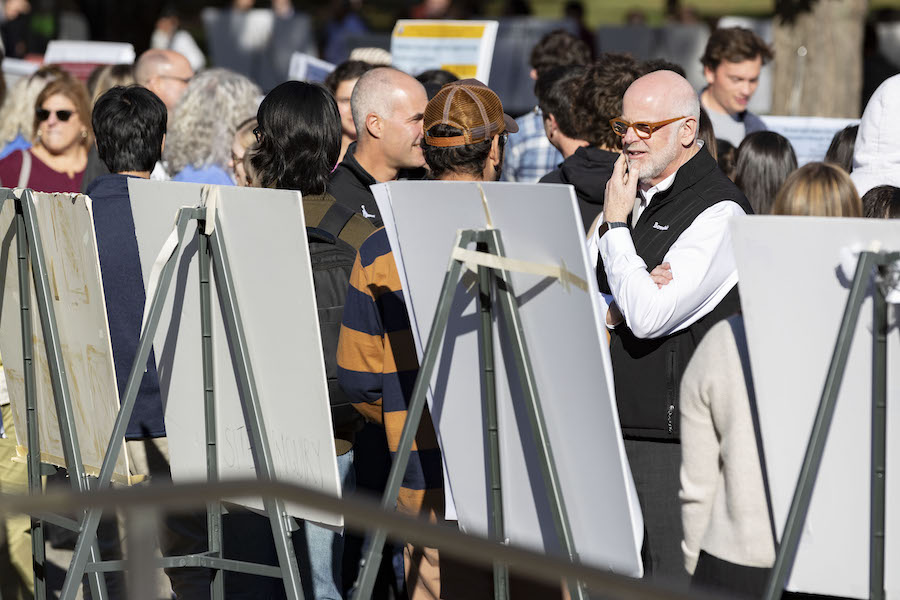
[0,478,721,600]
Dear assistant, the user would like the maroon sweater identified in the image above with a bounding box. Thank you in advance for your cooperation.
[0,149,84,193]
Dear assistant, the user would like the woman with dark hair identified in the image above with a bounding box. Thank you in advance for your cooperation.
[733,131,797,214]
[237,80,374,600]
[824,124,858,173]
[253,81,344,194]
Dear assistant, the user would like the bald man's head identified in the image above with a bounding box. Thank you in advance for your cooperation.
[619,70,700,185]
[350,68,428,174]
[135,49,193,114]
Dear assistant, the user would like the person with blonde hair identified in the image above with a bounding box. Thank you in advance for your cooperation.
[164,68,260,184]
[87,63,135,106]
[0,75,93,192]
[0,64,68,159]
[772,161,862,217]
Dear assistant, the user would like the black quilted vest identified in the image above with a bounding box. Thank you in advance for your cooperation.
[596,147,753,440]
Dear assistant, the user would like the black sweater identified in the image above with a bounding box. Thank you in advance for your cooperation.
[539,146,617,232]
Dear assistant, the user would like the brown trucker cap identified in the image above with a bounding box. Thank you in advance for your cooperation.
[423,79,518,148]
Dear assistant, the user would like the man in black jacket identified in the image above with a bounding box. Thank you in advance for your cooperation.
[328,67,428,227]
[593,70,752,583]
[539,54,642,232]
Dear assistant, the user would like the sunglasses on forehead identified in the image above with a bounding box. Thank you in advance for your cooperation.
[36,108,74,122]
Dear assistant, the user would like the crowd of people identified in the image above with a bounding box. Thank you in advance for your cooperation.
[0,19,897,600]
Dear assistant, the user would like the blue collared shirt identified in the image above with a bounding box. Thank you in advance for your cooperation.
[501,106,563,183]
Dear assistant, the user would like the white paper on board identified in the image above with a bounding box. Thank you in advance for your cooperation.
[129,180,342,527]
[391,20,499,82]
[288,52,335,83]
[372,180,643,576]
[0,191,130,483]
[732,216,900,599]
[759,116,859,166]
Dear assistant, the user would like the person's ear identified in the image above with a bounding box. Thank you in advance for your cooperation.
[546,113,559,137]
[365,113,382,139]
[529,68,538,81]
[680,117,697,148]
[703,65,715,86]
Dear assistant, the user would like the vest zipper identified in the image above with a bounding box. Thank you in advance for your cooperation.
[666,349,676,434]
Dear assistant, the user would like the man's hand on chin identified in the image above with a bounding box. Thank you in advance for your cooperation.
[603,153,640,223]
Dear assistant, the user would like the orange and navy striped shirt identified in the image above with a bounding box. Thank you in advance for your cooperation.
[336,228,444,518]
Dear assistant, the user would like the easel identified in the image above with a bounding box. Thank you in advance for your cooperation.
[351,228,586,600]
[763,250,899,600]
[1,188,110,600]
[32,198,306,600]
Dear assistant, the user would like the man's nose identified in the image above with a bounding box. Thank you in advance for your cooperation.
[622,126,639,145]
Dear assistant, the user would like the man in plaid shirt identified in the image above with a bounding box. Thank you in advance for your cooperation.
[502,29,591,183]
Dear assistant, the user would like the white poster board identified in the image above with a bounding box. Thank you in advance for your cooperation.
[760,116,859,166]
[0,191,130,483]
[2,58,39,90]
[288,53,334,83]
[732,216,900,599]
[43,41,136,65]
[128,180,341,526]
[373,180,643,575]
[391,20,498,82]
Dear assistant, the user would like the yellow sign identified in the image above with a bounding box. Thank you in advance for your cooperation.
[395,24,487,39]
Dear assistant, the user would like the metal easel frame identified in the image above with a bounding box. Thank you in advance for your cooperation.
[352,228,586,600]
[1,188,110,600]
[59,205,306,600]
[763,250,898,600]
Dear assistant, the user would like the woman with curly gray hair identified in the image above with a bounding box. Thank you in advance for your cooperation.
[165,68,260,184]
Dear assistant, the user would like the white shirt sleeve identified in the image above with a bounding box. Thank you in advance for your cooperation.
[597,201,745,339]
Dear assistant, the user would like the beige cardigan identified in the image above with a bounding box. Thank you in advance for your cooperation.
[679,316,776,574]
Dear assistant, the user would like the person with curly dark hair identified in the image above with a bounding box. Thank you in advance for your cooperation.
[502,29,590,183]
[538,53,643,232]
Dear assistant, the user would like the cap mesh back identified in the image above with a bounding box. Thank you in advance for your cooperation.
[424,84,506,147]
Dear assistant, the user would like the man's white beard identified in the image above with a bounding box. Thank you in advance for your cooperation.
[631,128,680,185]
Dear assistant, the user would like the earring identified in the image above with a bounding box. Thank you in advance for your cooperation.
[81,129,88,139]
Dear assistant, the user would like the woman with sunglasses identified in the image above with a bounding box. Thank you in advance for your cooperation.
[0,75,92,192]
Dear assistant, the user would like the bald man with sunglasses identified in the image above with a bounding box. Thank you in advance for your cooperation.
[590,70,752,583]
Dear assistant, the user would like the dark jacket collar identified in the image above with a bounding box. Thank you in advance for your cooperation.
[85,173,142,198]
[338,142,377,187]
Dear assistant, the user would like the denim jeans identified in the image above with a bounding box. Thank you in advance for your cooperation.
[222,448,356,600]
[295,448,356,600]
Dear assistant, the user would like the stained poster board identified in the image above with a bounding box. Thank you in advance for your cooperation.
[732,217,900,599]
[128,180,341,527]
[372,180,643,576]
[391,20,498,82]
[0,191,130,483]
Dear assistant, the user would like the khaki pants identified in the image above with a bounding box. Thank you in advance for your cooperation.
[0,403,34,600]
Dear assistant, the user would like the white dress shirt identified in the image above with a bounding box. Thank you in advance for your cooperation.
[589,170,746,339]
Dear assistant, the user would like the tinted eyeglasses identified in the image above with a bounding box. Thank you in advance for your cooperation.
[609,116,687,139]
[36,108,74,122]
